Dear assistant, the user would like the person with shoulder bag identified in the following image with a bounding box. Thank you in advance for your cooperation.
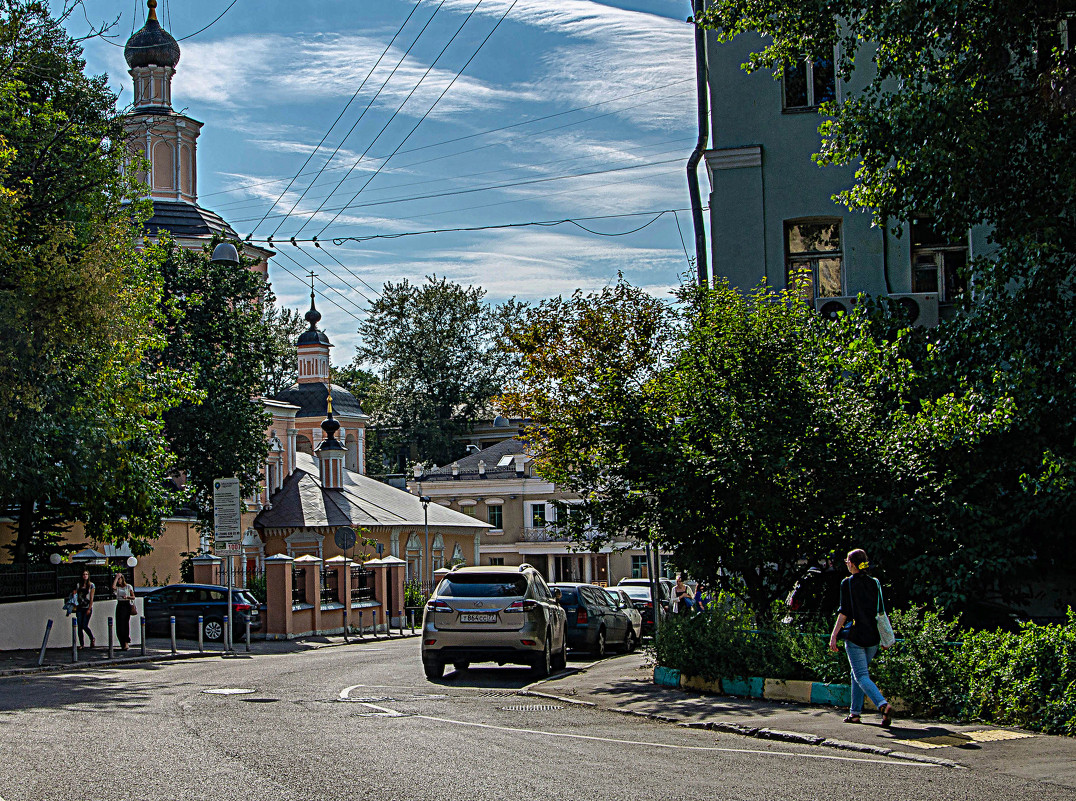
[828,548,895,727]
[112,572,135,651]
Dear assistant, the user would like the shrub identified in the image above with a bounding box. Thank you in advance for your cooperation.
[245,574,267,605]
[961,610,1076,735]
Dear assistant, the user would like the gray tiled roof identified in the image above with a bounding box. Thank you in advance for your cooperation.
[420,438,529,482]
[144,200,238,239]
[254,452,489,530]
[272,383,365,420]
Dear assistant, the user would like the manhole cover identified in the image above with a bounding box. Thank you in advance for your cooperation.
[499,704,564,712]
[203,688,255,695]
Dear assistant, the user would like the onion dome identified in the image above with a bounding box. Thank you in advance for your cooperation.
[317,394,346,452]
[297,290,331,346]
[125,0,181,70]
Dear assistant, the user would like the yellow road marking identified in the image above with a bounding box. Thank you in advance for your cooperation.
[894,728,1035,749]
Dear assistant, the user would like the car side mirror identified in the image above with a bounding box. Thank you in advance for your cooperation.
[552,588,561,600]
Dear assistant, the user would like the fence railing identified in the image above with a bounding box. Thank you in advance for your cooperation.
[321,567,338,605]
[0,563,132,604]
[292,567,306,606]
[351,566,374,602]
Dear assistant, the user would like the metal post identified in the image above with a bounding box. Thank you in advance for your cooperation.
[358,610,364,639]
[140,616,146,656]
[245,618,251,652]
[224,615,230,653]
[108,617,114,659]
[71,617,78,663]
[169,615,177,655]
[198,615,204,652]
[410,609,415,634]
[647,540,661,638]
[226,553,234,654]
[38,619,53,667]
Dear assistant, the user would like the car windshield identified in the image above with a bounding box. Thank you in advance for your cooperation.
[438,574,528,598]
[619,586,652,600]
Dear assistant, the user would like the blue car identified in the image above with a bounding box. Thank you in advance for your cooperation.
[142,583,261,642]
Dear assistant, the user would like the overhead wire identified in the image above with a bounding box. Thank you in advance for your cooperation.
[270,252,365,324]
[105,0,239,46]
[672,210,693,268]
[248,0,428,235]
[265,0,454,238]
[272,248,368,320]
[295,243,381,303]
[290,0,491,239]
[309,244,384,299]
[310,0,520,239]
[198,78,695,203]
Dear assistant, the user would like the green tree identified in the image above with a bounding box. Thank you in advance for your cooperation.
[0,1,184,562]
[261,301,304,396]
[356,275,521,467]
[155,234,273,524]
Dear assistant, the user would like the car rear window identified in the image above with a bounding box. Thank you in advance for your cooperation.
[439,574,528,598]
[619,586,652,600]
[551,587,578,604]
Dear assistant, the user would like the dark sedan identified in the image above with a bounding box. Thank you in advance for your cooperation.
[551,582,634,657]
[142,583,261,642]
[617,584,667,637]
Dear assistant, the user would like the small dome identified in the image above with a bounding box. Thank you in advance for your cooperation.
[492,415,510,427]
[125,2,180,69]
[297,328,331,346]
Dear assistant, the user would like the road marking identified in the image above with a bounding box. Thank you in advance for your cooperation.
[203,688,255,695]
[894,728,1035,749]
[407,713,939,767]
[338,685,404,716]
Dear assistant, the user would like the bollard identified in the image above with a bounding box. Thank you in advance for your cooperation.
[169,615,177,655]
[108,617,114,659]
[71,617,78,663]
[38,619,53,667]
[358,611,364,640]
[410,609,415,634]
[198,616,204,652]
[245,618,251,653]
[400,613,405,637]
[224,614,231,653]
[140,616,146,656]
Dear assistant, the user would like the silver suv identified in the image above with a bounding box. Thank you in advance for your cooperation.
[421,564,567,680]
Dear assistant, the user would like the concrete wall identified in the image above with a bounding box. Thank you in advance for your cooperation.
[0,597,143,651]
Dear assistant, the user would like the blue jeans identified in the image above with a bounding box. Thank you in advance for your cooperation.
[76,608,93,647]
[845,641,887,714]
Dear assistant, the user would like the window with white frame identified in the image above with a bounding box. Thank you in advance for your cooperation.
[530,503,547,528]
[487,504,503,530]
[631,555,647,579]
[786,219,843,301]
[783,52,837,111]
[910,217,968,303]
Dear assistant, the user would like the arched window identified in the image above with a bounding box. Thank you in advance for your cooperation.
[405,533,422,581]
[431,533,445,571]
[451,543,464,566]
[295,434,312,455]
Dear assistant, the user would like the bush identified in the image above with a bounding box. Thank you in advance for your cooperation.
[246,574,267,605]
[961,610,1076,735]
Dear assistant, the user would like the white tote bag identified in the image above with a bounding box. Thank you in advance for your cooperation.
[873,578,896,648]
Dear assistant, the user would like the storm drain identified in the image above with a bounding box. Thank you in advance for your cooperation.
[499,704,564,712]
[473,690,522,698]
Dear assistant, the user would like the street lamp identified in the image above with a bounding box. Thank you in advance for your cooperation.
[420,495,431,588]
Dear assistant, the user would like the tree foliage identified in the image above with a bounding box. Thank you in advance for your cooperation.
[356,275,521,467]
[154,234,272,524]
[261,302,304,396]
[0,1,184,561]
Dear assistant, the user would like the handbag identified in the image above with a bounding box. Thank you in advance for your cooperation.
[874,578,896,648]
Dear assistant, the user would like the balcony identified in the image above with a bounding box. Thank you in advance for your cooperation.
[521,525,601,543]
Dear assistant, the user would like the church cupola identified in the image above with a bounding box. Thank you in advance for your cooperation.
[125,0,180,111]
[296,288,332,384]
[316,393,347,489]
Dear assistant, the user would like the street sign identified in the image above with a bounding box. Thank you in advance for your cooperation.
[334,527,357,551]
[214,542,241,555]
[213,477,242,544]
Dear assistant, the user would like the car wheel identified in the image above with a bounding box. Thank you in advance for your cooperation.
[552,636,567,672]
[203,618,223,642]
[423,660,444,680]
[594,628,606,658]
[453,661,470,672]
[532,633,552,678]
[624,628,637,653]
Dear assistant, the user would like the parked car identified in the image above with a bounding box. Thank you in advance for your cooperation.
[141,583,261,642]
[602,587,642,650]
[551,582,635,657]
[421,564,567,680]
[616,583,666,637]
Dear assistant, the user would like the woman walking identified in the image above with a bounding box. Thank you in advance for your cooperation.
[75,569,96,649]
[112,572,135,650]
[828,548,894,726]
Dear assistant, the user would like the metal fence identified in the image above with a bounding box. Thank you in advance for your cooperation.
[292,567,306,606]
[0,563,132,604]
[405,580,437,607]
[350,565,373,602]
[321,567,338,605]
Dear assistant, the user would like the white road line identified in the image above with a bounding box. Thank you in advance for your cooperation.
[337,685,403,716]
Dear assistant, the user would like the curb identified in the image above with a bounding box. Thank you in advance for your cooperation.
[0,632,419,679]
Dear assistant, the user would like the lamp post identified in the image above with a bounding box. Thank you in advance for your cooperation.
[420,495,431,589]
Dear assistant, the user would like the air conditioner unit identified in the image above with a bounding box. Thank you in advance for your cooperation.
[887,292,939,328]
[813,295,857,320]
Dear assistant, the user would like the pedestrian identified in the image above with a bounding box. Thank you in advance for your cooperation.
[75,569,96,649]
[693,582,708,611]
[828,548,894,727]
[112,572,135,650]
[673,575,692,616]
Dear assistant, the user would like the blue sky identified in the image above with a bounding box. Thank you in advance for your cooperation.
[72,0,702,356]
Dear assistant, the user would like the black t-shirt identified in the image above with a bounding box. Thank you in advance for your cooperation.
[839,574,880,647]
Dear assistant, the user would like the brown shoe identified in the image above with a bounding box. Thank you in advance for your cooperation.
[880,703,894,727]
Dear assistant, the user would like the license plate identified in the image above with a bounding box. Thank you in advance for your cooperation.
[460,613,497,623]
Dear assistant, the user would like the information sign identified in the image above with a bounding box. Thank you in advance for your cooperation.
[213,477,242,544]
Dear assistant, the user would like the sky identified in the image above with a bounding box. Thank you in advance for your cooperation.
[69,0,703,357]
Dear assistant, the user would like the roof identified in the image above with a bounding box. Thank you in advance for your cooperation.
[144,200,238,239]
[420,438,529,482]
[254,452,490,531]
[272,383,365,420]
[125,15,180,69]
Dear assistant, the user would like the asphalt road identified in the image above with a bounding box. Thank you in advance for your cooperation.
[0,639,1070,801]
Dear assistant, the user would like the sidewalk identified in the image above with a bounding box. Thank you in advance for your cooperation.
[0,628,421,677]
[531,653,1076,790]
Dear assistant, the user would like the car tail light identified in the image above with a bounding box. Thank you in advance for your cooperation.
[233,604,252,612]
[424,639,437,645]
[521,639,537,646]
[576,607,588,625]
[645,602,653,609]
[506,600,539,612]
[426,600,453,613]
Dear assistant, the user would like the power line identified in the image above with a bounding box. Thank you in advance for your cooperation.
[309,244,384,299]
[249,0,428,235]
[672,210,692,268]
[235,156,684,226]
[311,0,520,238]
[198,78,695,203]
[265,0,454,238]
[290,0,491,239]
[273,248,368,320]
[295,243,380,305]
[105,0,239,47]
[270,252,365,324]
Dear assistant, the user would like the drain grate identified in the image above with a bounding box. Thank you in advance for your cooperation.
[472,690,522,698]
[499,704,564,712]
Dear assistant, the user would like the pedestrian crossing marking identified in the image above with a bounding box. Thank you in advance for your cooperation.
[894,728,1034,749]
